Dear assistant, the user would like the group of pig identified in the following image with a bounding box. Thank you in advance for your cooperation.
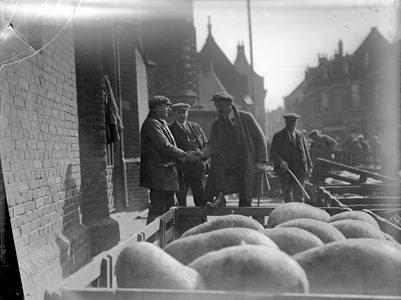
[115,202,401,296]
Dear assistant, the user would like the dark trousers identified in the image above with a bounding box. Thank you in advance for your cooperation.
[176,160,206,207]
[207,150,251,207]
[146,190,176,225]
[279,164,306,203]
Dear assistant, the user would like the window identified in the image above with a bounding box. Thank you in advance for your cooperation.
[323,67,328,78]
[345,62,350,74]
[351,84,360,108]
[321,92,329,112]
[334,87,342,111]
[106,143,115,167]
[364,52,369,67]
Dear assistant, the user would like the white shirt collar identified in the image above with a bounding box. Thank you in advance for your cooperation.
[227,109,234,120]
[176,120,187,129]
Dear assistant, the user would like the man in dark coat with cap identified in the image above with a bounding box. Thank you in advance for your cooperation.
[270,113,313,203]
[169,103,208,207]
[195,92,267,208]
[140,96,199,224]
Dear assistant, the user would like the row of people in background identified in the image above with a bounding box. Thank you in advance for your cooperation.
[140,92,267,224]
[342,134,386,154]
[285,129,387,157]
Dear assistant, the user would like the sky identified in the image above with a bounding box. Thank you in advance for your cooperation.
[0,0,399,112]
[192,0,400,111]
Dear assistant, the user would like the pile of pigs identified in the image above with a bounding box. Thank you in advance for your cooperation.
[116,202,401,296]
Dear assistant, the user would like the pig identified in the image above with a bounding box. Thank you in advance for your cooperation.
[329,211,380,229]
[115,241,205,290]
[293,238,401,295]
[330,219,386,239]
[164,227,278,265]
[181,214,264,238]
[267,202,330,228]
[189,244,309,293]
[276,218,346,244]
[259,227,324,255]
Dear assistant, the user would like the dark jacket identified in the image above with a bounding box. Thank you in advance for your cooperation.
[140,111,188,191]
[202,106,267,201]
[270,128,313,175]
[168,120,208,151]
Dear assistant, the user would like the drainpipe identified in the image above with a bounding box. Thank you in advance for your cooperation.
[112,17,129,209]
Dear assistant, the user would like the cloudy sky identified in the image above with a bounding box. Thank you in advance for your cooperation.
[192,0,400,111]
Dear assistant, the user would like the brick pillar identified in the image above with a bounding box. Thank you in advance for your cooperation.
[115,22,150,211]
[74,20,120,256]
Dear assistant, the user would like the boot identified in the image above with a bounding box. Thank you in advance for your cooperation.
[239,193,251,207]
[207,194,226,208]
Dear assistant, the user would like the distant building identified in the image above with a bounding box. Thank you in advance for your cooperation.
[285,27,399,144]
[234,42,267,135]
[196,17,267,134]
[198,17,250,111]
[266,106,288,141]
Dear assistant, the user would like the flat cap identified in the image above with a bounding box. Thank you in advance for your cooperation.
[148,95,172,108]
[309,129,319,137]
[210,92,234,102]
[171,103,190,111]
[283,113,300,120]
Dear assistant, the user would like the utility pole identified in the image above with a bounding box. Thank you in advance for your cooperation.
[247,0,255,104]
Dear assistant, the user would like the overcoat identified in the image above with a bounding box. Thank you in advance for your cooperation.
[202,106,267,201]
[139,111,187,191]
[270,128,312,175]
[168,121,208,151]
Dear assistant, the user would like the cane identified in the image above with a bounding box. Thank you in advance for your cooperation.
[284,166,310,200]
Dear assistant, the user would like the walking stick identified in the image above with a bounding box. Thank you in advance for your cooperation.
[284,166,311,200]
[257,164,271,207]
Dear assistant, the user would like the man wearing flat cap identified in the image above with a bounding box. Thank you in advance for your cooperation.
[270,113,313,203]
[169,103,208,207]
[309,129,338,162]
[140,96,200,224]
[195,92,267,208]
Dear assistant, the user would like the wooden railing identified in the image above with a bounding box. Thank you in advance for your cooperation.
[310,150,389,173]
[311,158,401,185]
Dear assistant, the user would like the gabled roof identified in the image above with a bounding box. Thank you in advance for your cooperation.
[198,18,250,110]
[354,27,390,55]
[198,65,242,110]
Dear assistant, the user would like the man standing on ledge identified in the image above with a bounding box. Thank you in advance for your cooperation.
[195,92,267,208]
[270,113,313,203]
[140,96,199,224]
[169,103,208,207]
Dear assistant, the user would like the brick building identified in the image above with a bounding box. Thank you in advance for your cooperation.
[284,27,400,146]
[0,1,271,299]
[0,1,190,299]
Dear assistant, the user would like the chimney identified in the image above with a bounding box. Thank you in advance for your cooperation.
[237,41,245,58]
[338,39,343,57]
[207,16,212,38]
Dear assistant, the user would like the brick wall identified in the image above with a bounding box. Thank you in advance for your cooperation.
[116,23,150,210]
[74,19,120,256]
[0,21,90,300]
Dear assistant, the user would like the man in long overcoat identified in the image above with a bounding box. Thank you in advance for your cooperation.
[140,96,199,224]
[270,113,313,203]
[196,92,267,208]
[169,103,208,207]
